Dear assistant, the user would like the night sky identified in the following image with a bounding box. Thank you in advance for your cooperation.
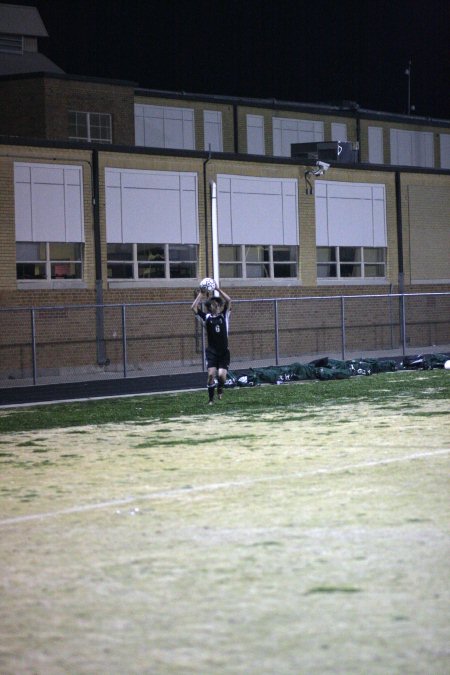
[6,0,450,119]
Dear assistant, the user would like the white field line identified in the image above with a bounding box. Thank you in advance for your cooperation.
[0,448,448,527]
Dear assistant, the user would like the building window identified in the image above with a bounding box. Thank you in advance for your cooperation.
[273,117,324,156]
[220,245,297,279]
[0,34,23,53]
[107,244,197,280]
[390,128,434,167]
[16,242,83,280]
[134,104,195,149]
[246,114,265,155]
[69,111,112,143]
[317,247,386,279]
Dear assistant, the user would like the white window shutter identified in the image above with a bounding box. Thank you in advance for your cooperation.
[246,114,265,155]
[315,181,387,247]
[368,126,384,164]
[217,174,298,245]
[105,168,199,245]
[440,134,450,169]
[14,163,84,243]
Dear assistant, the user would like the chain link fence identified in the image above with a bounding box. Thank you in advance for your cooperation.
[1,292,449,388]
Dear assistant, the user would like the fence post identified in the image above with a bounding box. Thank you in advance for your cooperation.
[340,296,346,360]
[31,308,37,385]
[274,299,279,365]
[401,294,407,356]
[121,305,128,378]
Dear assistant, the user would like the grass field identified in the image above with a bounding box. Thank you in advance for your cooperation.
[1,370,449,674]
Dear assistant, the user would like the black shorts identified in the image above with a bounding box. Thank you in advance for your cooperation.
[206,348,230,370]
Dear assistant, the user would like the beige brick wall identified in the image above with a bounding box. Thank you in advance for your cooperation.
[1,142,449,315]
[398,173,450,284]
[44,78,136,145]
[0,78,47,138]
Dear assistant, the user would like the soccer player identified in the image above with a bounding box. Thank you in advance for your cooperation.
[191,284,232,404]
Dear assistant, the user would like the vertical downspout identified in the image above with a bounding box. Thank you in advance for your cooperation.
[92,149,107,365]
[395,171,406,354]
[210,181,219,283]
[202,152,211,277]
[395,171,404,293]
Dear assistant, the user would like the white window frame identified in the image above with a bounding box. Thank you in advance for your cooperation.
[106,243,198,287]
[69,111,112,143]
[14,162,86,288]
[273,117,324,156]
[317,246,387,282]
[16,241,85,289]
[134,104,195,149]
[390,128,434,167]
[219,244,298,283]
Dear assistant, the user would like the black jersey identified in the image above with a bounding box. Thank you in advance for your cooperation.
[197,306,230,354]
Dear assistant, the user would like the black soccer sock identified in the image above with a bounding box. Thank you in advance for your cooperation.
[217,377,225,397]
[207,383,215,401]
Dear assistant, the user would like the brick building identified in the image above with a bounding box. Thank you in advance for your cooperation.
[0,4,449,383]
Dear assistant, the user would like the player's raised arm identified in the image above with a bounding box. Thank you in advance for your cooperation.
[191,290,205,314]
[215,284,232,310]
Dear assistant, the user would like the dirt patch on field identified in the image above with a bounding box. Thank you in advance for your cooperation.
[0,396,449,674]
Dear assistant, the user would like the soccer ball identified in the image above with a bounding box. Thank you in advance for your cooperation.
[199,277,216,293]
[444,360,450,370]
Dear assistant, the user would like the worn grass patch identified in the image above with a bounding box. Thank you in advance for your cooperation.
[0,370,448,433]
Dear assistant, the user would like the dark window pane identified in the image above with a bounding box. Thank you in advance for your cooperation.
[220,262,242,278]
[220,245,241,262]
[364,248,385,263]
[340,264,361,277]
[51,262,82,279]
[49,242,82,261]
[274,263,297,277]
[247,263,270,278]
[169,244,197,261]
[107,244,133,261]
[137,245,165,261]
[17,263,46,279]
[317,247,336,262]
[273,246,296,262]
[365,264,385,277]
[16,242,46,261]
[340,247,361,262]
[317,263,337,278]
[138,264,165,278]
[170,262,196,278]
[107,263,133,279]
